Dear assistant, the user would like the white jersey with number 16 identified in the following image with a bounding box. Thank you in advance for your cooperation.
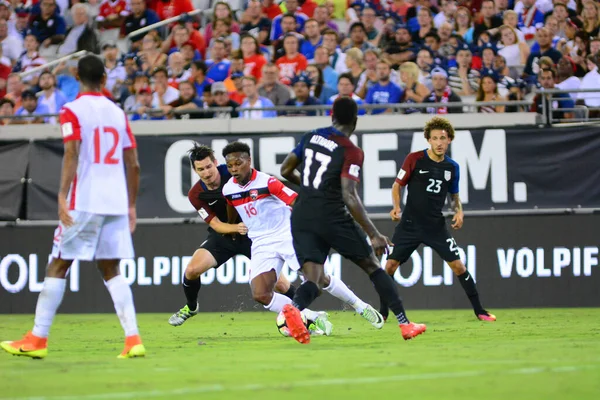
[59,93,136,216]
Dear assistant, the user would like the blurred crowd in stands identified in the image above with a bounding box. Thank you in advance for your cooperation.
[1,0,600,125]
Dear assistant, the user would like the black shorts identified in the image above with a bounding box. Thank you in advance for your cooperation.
[200,231,252,267]
[389,219,460,264]
[291,208,373,266]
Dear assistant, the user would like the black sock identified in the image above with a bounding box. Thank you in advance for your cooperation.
[379,294,390,320]
[292,281,320,311]
[182,276,201,310]
[283,285,297,300]
[369,269,409,324]
[457,271,485,314]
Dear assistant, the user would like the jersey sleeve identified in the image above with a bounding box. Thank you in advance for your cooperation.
[268,176,298,205]
[395,152,419,186]
[291,132,310,158]
[449,163,460,194]
[188,184,217,223]
[123,112,137,149]
[341,145,364,182]
[59,107,81,143]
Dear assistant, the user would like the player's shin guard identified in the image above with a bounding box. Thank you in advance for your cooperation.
[292,281,320,311]
[106,275,140,337]
[183,276,201,310]
[32,277,67,338]
[457,271,485,314]
[323,274,367,313]
[369,269,410,324]
[264,293,293,313]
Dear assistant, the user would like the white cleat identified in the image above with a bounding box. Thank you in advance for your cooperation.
[360,305,385,329]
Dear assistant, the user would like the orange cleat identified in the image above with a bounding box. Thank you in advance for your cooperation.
[282,304,310,344]
[400,322,427,340]
[117,334,146,359]
[477,312,497,322]
[1,331,48,359]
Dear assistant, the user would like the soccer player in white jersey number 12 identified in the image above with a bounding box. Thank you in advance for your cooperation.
[0,55,145,360]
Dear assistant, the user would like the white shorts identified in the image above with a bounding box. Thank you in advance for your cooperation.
[249,238,301,282]
[51,211,134,261]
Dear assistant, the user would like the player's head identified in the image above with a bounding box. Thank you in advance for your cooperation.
[331,97,358,134]
[76,55,106,90]
[223,141,252,183]
[188,144,219,186]
[424,117,455,157]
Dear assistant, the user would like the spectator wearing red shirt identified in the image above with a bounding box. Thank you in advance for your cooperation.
[164,23,206,60]
[240,34,267,81]
[300,0,318,18]
[96,0,130,30]
[275,34,307,85]
[0,45,10,98]
[262,0,282,20]
[228,71,246,104]
[150,0,194,21]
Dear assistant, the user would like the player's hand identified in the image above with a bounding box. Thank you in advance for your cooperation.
[58,197,74,228]
[371,233,391,258]
[451,211,464,230]
[389,207,401,221]
[237,222,248,235]
[128,206,137,233]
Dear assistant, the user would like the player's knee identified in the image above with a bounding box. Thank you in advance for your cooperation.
[449,260,466,275]
[47,258,72,278]
[252,290,273,306]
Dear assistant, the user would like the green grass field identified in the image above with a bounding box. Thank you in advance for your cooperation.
[1,309,599,400]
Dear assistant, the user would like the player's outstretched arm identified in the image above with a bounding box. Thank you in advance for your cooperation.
[208,217,248,235]
[390,181,402,221]
[449,193,464,230]
[124,148,140,233]
[57,141,80,227]
[280,152,301,186]
[341,178,390,257]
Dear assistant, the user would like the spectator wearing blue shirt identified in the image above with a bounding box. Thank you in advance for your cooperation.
[305,64,337,105]
[314,46,339,90]
[532,68,574,124]
[366,60,403,115]
[15,90,50,124]
[326,73,366,115]
[124,0,160,50]
[270,0,308,43]
[28,0,66,47]
[240,76,277,119]
[131,87,167,121]
[300,19,323,62]
[206,39,231,82]
[283,73,322,116]
[37,71,68,124]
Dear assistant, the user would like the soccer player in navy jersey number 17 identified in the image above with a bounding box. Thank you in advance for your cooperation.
[381,116,496,322]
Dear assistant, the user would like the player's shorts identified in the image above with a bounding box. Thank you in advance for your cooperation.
[291,209,373,266]
[200,231,252,268]
[51,211,134,261]
[249,236,300,281]
[389,219,460,264]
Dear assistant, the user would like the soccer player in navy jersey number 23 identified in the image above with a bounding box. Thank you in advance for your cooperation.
[381,116,496,322]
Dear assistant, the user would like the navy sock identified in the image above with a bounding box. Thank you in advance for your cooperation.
[369,269,409,324]
[457,271,485,314]
[182,276,201,310]
[283,285,297,300]
[292,281,320,311]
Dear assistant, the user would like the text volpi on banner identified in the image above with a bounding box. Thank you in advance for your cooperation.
[1,215,598,313]
[14,126,600,220]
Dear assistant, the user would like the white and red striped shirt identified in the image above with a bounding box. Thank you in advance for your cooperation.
[96,0,130,22]
[222,169,297,246]
[59,92,136,215]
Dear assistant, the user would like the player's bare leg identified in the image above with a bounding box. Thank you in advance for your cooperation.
[97,260,145,358]
[1,258,72,359]
[447,259,496,322]
[355,255,426,340]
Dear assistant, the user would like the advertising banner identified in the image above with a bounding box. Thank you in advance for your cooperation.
[1,215,598,314]
[0,141,29,220]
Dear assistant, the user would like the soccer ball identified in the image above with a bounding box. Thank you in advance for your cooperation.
[276,310,308,337]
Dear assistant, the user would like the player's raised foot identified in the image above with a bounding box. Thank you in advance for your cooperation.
[0,331,48,359]
[314,313,333,336]
[360,305,385,329]
[400,322,427,340]
[476,311,497,322]
[282,304,310,344]
[168,303,199,326]
[117,335,146,359]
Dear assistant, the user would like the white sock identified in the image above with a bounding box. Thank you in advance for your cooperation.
[264,292,292,313]
[301,308,320,321]
[32,277,67,338]
[323,274,368,313]
[106,275,139,337]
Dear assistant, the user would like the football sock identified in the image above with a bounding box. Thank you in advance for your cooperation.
[32,277,67,338]
[106,275,140,337]
[379,296,390,320]
[369,269,410,324]
[457,271,485,314]
[292,281,320,311]
[264,293,292,313]
[182,276,201,310]
[323,274,367,313]
[301,308,321,321]
[283,284,297,300]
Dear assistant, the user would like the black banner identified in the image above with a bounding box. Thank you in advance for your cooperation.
[0,141,28,220]
[1,215,598,313]
[8,125,600,220]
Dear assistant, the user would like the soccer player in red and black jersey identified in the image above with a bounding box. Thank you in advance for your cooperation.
[168,144,296,326]
[280,97,426,343]
[382,117,496,322]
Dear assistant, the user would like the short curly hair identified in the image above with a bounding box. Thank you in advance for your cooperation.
[424,117,455,140]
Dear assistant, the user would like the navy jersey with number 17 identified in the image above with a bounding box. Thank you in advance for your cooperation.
[396,150,460,226]
[292,127,363,215]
